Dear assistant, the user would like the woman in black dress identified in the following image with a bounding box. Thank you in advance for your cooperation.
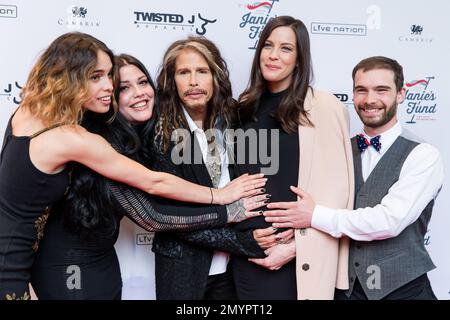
[0,33,265,300]
[233,16,353,300]
[232,16,305,300]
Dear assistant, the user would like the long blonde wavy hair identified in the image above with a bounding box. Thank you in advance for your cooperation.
[20,32,116,126]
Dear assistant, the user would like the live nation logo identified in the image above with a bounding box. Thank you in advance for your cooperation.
[403,76,437,124]
[136,233,154,246]
[311,22,367,36]
[238,0,280,50]
[1,81,22,105]
[133,11,217,35]
[0,4,17,18]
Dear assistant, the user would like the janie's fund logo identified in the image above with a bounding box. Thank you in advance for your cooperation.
[238,0,280,49]
[403,76,437,123]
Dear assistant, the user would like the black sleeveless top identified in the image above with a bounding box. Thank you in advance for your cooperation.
[0,115,70,299]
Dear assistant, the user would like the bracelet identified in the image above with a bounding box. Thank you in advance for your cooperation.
[209,187,214,204]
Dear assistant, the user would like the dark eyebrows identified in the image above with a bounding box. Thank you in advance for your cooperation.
[93,63,113,74]
[354,85,393,91]
[375,85,392,90]
[176,67,210,73]
[120,75,147,84]
[176,67,189,73]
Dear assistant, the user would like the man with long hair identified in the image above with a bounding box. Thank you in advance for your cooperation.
[150,36,272,300]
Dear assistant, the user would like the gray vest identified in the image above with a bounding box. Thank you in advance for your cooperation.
[346,133,435,300]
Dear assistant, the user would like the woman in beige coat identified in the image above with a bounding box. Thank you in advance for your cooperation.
[234,16,354,300]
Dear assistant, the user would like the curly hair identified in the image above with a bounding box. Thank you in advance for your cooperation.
[20,32,117,127]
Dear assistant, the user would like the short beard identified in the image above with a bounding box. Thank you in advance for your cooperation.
[358,102,397,129]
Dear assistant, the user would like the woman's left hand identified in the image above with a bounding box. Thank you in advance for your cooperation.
[216,173,267,205]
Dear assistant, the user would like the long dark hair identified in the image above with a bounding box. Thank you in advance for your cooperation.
[155,36,237,153]
[63,54,156,238]
[114,53,158,164]
[239,16,314,132]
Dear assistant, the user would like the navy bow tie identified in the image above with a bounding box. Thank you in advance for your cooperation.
[356,134,382,152]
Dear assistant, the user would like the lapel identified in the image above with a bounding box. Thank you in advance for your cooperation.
[297,88,316,190]
[182,131,214,188]
[351,137,365,195]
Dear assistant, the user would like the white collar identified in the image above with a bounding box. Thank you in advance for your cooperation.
[182,106,203,133]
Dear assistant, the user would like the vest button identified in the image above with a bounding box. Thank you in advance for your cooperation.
[302,263,310,271]
[350,277,354,282]
[354,262,360,267]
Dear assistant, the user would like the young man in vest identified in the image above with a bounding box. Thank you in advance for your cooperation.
[261,56,444,300]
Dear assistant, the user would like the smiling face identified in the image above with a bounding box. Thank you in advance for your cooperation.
[83,50,113,113]
[353,68,405,136]
[118,64,155,124]
[174,48,213,118]
[259,26,298,93]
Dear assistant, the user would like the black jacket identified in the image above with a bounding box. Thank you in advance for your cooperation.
[150,131,265,300]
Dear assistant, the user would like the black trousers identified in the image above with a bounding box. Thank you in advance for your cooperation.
[335,274,437,300]
[204,266,237,300]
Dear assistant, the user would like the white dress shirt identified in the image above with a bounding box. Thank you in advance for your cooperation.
[311,121,444,241]
[182,107,230,275]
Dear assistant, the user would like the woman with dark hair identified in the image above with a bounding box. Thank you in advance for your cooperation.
[233,16,354,299]
[112,54,158,299]
[0,32,265,300]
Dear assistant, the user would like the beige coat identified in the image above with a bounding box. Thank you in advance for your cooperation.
[296,89,354,299]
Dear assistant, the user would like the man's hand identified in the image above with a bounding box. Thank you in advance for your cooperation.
[248,241,296,270]
[263,186,315,229]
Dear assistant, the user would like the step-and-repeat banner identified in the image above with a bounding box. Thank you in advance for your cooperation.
[1,0,449,299]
